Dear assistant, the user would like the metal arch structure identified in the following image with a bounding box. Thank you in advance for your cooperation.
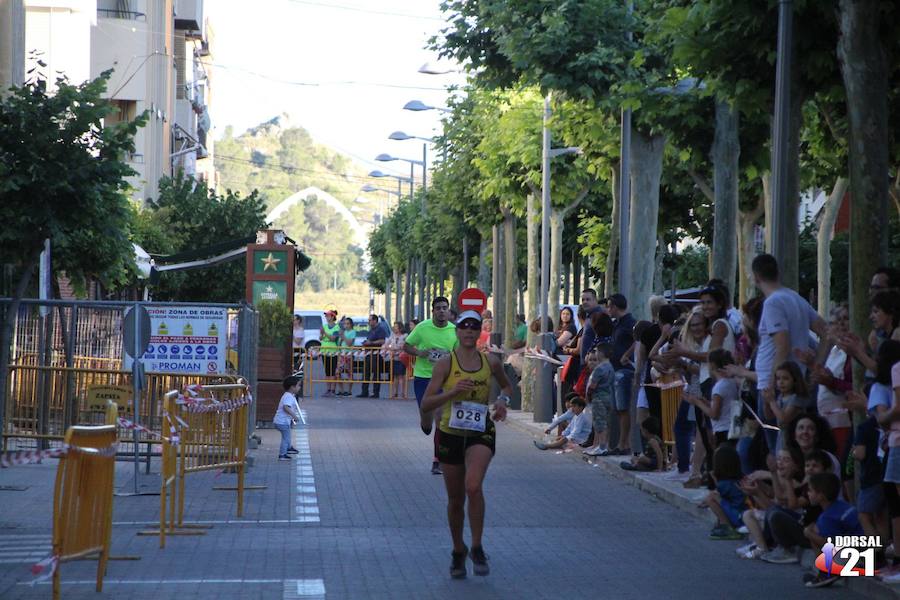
[266,186,368,248]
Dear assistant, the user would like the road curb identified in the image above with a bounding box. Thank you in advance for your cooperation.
[502,409,900,600]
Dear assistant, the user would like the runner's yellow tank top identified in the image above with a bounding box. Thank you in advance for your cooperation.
[439,350,492,436]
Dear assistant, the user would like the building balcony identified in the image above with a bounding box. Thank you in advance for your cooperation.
[174,0,202,38]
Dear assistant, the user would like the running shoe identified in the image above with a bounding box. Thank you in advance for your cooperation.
[286,447,300,454]
[761,547,799,564]
[278,455,292,461]
[533,440,548,450]
[583,446,607,456]
[431,462,443,475]
[450,546,468,579]
[421,423,433,435]
[470,546,490,576]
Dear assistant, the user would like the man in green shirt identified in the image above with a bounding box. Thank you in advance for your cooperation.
[404,296,458,474]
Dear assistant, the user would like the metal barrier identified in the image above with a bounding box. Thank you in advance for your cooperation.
[146,381,253,548]
[50,425,117,599]
[301,347,397,397]
[2,366,242,450]
[647,375,685,448]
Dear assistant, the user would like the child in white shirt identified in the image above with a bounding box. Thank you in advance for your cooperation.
[274,375,302,461]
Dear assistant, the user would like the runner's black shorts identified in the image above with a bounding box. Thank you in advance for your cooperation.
[437,422,496,465]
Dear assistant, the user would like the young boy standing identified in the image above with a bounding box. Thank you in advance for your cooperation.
[274,375,302,461]
[584,344,615,456]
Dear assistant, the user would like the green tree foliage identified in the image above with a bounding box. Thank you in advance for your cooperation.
[132,172,267,302]
[0,70,145,294]
[0,70,145,430]
[214,117,369,293]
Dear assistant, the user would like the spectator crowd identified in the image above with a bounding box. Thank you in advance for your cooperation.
[543,254,898,587]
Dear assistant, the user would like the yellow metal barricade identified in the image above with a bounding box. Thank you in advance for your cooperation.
[656,374,684,448]
[148,381,252,548]
[303,346,394,397]
[50,425,117,600]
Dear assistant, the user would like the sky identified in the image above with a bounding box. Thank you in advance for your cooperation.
[205,0,466,181]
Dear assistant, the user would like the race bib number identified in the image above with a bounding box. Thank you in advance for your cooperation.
[429,349,449,362]
[449,401,487,432]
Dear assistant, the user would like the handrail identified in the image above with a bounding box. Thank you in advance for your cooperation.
[96,9,146,21]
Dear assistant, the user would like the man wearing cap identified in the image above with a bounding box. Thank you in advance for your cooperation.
[320,310,341,396]
[404,296,459,474]
[421,309,512,579]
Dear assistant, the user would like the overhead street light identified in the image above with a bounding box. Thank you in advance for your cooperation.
[375,153,424,166]
[418,61,458,75]
[403,100,451,114]
[389,130,434,143]
[360,184,401,196]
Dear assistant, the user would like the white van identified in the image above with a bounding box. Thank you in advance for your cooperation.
[293,310,325,348]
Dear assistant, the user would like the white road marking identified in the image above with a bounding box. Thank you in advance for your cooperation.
[0,535,50,564]
[285,578,326,599]
[293,411,320,523]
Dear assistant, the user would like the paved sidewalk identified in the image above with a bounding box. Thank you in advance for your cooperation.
[504,408,900,600]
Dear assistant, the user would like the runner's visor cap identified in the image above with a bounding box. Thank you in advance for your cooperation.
[457,310,482,325]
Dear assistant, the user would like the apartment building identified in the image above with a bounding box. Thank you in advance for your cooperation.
[5,0,213,202]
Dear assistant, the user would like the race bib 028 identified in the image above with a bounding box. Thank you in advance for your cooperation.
[449,401,487,432]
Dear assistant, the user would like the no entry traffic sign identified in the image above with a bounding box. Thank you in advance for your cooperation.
[457,288,488,314]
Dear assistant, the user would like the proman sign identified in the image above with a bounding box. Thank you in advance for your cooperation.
[125,306,228,374]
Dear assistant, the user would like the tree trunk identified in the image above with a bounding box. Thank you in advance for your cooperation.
[737,194,765,307]
[572,252,582,301]
[817,177,849,316]
[492,224,505,343]
[627,129,667,321]
[605,163,620,298]
[522,193,540,411]
[0,252,40,435]
[502,209,517,343]
[711,101,741,294]
[477,235,491,294]
[404,260,412,324]
[653,235,665,294]
[549,190,588,320]
[384,280,391,325]
[451,265,463,312]
[838,0,890,357]
[393,268,401,323]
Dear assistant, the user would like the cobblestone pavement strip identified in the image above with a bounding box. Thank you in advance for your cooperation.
[0,397,876,599]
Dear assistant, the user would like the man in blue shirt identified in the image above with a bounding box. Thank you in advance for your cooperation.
[606,293,636,451]
[358,314,390,398]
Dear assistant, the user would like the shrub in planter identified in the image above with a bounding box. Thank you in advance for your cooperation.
[257,299,292,348]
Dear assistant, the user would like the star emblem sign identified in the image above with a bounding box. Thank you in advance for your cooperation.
[261,252,281,271]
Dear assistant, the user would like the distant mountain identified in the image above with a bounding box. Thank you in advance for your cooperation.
[214,116,368,292]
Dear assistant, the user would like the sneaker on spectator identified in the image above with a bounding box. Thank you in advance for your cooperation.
[736,525,749,534]
[664,470,690,482]
[584,446,608,456]
[761,547,799,564]
[740,546,765,560]
[709,525,743,540]
[683,476,704,489]
[735,542,755,556]
[803,572,837,588]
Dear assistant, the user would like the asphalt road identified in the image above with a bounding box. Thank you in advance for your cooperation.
[0,396,870,599]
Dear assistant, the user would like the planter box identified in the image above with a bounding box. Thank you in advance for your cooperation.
[256,380,284,424]
[258,345,290,381]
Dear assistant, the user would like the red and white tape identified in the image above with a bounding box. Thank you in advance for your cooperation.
[0,443,117,468]
[30,553,59,585]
